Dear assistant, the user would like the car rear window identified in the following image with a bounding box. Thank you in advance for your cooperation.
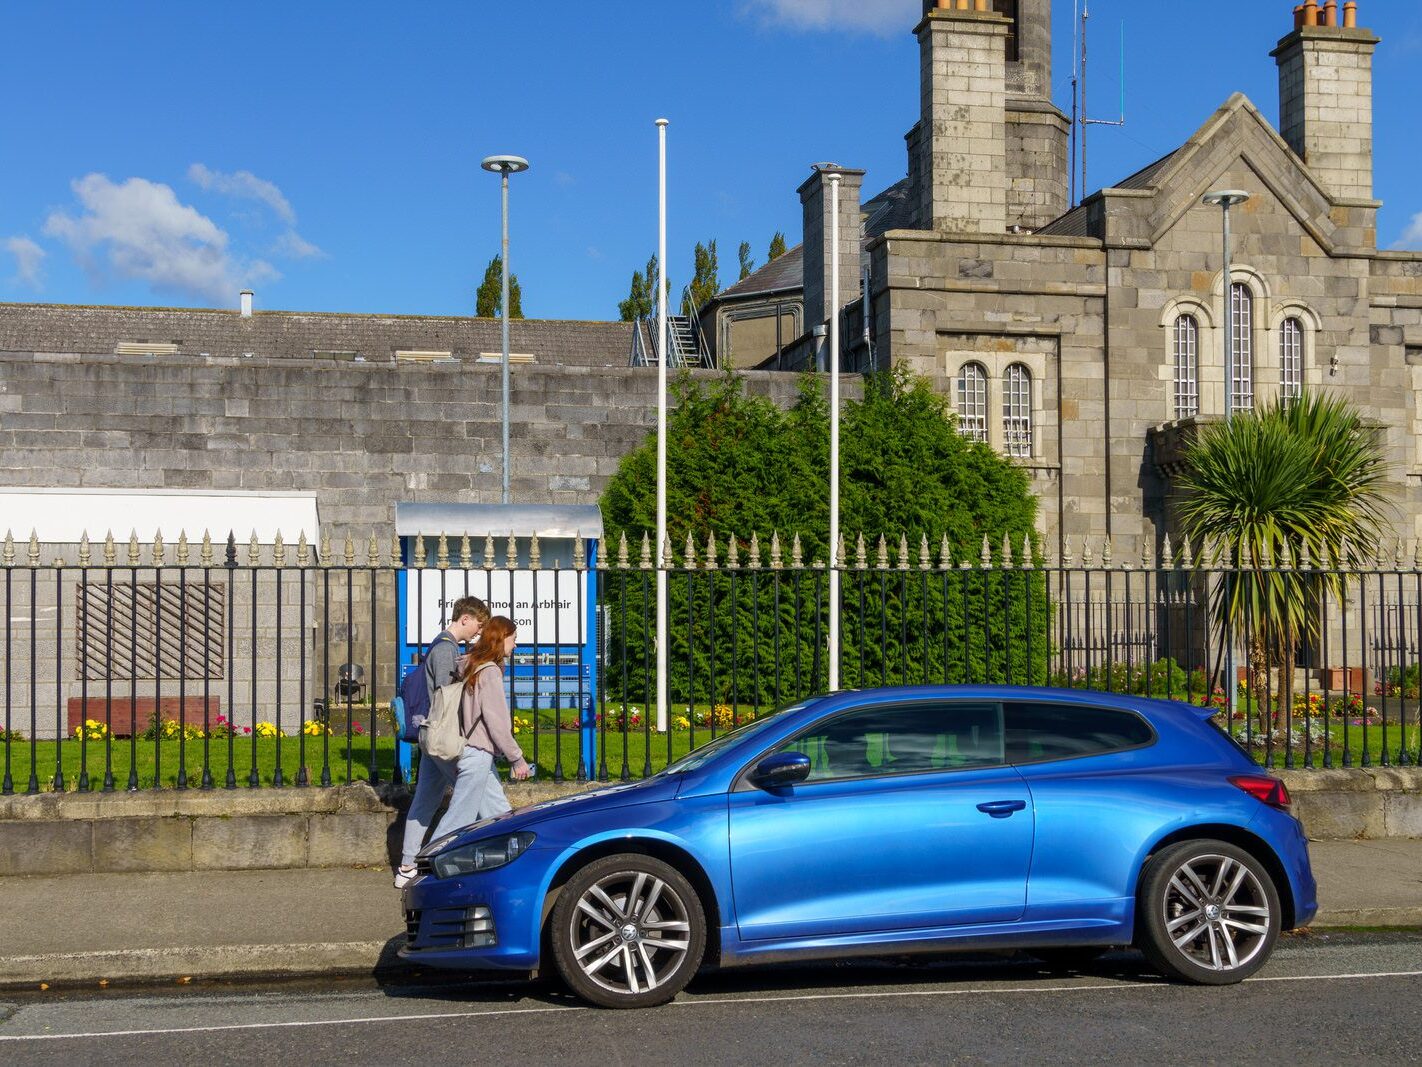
[1004,702,1155,765]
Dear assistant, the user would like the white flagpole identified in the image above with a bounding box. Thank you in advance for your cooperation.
[655,118,670,732]
[828,171,842,692]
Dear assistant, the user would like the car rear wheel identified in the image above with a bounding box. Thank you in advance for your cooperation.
[1137,840,1280,985]
[550,853,706,1009]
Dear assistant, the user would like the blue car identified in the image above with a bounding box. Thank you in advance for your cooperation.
[400,686,1316,1008]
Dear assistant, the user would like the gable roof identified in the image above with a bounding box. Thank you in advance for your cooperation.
[1036,93,1341,250]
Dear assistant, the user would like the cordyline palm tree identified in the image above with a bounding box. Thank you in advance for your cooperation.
[1176,389,1392,729]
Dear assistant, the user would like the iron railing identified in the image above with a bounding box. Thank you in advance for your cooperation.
[2,528,1421,794]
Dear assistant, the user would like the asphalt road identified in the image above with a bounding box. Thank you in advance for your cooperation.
[2,931,1419,1066]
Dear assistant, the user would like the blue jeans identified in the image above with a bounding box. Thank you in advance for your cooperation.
[400,746,512,867]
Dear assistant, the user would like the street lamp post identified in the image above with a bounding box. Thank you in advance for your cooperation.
[1203,188,1251,723]
[481,154,531,504]
[655,118,669,733]
[828,171,842,692]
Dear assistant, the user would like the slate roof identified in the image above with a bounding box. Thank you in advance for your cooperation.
[1036,147,1183,238]
[715,245,805,301]
[0,303,635,367]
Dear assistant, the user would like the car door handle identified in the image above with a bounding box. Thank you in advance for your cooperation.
[976,800,1027,818]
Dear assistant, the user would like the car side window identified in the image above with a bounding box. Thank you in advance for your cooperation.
[1004,702,1155,765]
[778,703,1005,782]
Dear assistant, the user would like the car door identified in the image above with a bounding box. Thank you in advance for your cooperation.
[728,700,1034,941]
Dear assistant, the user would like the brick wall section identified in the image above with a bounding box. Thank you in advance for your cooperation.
[0,350,811,532]
[0,303,634,367]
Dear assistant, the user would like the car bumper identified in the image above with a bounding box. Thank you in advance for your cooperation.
[397,852,555,971]
[1254,805,1318,928]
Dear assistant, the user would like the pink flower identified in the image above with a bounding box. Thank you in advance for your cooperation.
[243,726,252,734]
[354,724,366,735]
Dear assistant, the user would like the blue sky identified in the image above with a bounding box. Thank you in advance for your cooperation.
[2,1,1420,321]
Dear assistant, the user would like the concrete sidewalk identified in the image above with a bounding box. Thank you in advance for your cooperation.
[0,839,1417,990]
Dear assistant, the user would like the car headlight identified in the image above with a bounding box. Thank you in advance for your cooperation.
[430,832,536,879]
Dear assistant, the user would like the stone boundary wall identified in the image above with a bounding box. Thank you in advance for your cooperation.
[0,770,1416,878]
[0,350,824,531]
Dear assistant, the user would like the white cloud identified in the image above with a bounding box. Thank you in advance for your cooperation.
[740,0,917,35]
[43,173,278,304]
[187,162,297,224]
[271,230,325,259]
[1393,211,1422,250]
[4,236,46,289]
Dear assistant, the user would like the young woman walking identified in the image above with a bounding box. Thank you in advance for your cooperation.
[394,615,531,888]
[446,615,532,825]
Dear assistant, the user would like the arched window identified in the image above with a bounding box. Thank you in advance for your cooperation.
[956,362,988,444]
[1172,315,1199,420]
[1230,283,1254,412]
[1003,364,1032,457]
[1280,317,1304,405]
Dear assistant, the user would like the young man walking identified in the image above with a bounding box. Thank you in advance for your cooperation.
[394,596,489,888]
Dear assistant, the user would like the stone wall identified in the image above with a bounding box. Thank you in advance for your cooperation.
[0,350,809,531]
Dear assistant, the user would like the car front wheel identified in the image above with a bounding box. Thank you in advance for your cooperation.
[550,853,706,1008]
[1137,839,1281,985]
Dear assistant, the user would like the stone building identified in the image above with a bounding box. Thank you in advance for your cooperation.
[707,0,1422,559]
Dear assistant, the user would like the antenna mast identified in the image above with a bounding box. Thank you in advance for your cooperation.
[1078,0,1127,202]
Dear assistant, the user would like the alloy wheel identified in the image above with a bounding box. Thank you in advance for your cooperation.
[568,870,693,996]
[1160,852,1272,973]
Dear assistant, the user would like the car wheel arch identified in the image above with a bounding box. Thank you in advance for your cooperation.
[1137,823,1297,931]
[539,838,724,967]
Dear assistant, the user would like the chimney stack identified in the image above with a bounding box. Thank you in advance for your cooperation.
[798,165,865,331]
[1273,1,1379,203]
[913,3,1011,234]
[239,290,253,318]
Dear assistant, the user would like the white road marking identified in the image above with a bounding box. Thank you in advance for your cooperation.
[2,969,1419,1042]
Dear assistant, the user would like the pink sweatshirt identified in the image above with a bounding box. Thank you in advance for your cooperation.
[460,663,528,767]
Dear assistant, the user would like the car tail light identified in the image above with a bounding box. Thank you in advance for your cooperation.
[1229,774,1291,810]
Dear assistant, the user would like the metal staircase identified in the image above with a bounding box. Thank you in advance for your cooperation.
[629,305,712,369]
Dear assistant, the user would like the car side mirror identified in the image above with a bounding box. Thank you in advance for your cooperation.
[751,752,812,790]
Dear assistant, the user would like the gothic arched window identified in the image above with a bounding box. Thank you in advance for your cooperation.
[1280,316,1304,405]
[1004,363,1032,457]
[1230,283,1254,413]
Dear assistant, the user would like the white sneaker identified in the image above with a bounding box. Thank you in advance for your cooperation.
[393,865,417,889]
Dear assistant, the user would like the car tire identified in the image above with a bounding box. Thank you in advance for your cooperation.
[1136,839,1281,986]
[550,853,706,1009]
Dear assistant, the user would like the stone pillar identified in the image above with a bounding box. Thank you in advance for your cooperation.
[798,167,865,330]
[916,6,1010,234]
[1272,11,1380,202]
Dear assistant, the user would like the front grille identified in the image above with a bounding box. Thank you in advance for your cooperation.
[405,906,497,951]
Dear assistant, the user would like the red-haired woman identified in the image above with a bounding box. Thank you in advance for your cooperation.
[440,615,532,827]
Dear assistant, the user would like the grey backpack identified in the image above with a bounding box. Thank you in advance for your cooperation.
[419,663,496,761]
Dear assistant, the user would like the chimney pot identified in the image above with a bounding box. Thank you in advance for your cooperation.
[1323,0,1338,27]
[239,290,253,318]
[1343,1,1357,28]
[1303,0,1319,25]
[1293,5,1305,29]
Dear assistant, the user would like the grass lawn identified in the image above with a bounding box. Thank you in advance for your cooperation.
[3,715,1415,792]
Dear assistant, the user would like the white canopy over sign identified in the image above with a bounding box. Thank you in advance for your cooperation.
[0,490,320,544]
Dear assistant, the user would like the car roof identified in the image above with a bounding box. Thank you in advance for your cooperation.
[807,685,1215,728]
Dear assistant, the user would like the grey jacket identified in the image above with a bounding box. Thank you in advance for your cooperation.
[423,631,460,702]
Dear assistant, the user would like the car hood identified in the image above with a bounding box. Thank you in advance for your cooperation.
[417,775,683,858]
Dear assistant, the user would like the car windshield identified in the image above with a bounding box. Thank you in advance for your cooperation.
[659,699,819,775]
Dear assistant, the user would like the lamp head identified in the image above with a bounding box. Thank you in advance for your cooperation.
[1203,189,1251,208]
[481,155,530,175]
